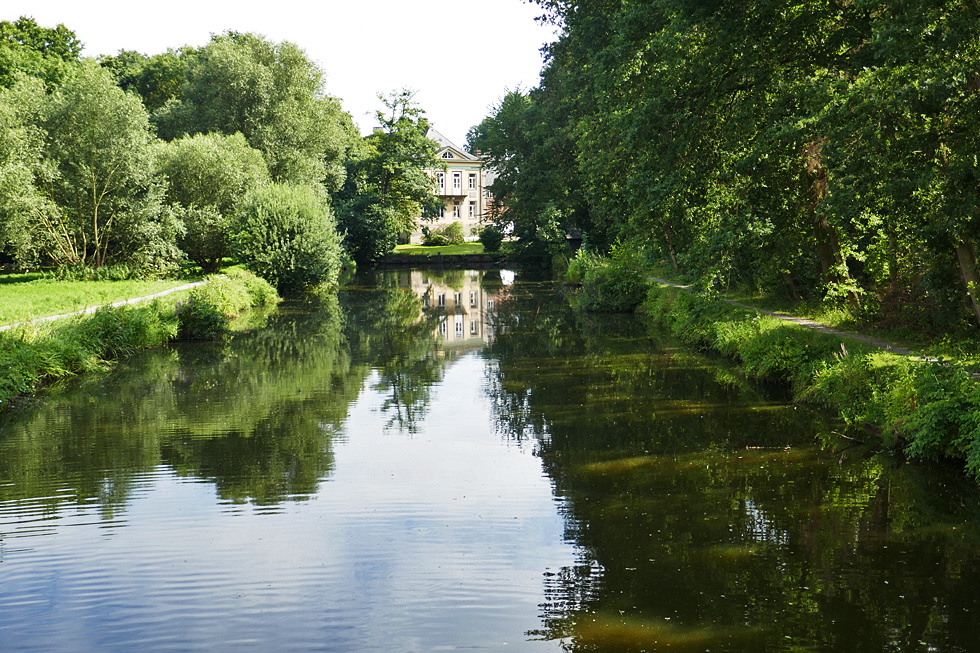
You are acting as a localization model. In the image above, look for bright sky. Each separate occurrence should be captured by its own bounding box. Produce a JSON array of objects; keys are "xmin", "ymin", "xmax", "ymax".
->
[{"xmin": 7, "ymin": 0, "xmax": 556, "ymax": 148}]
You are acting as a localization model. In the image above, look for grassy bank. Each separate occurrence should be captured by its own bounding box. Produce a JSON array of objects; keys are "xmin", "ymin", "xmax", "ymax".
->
[
  {"xmin": 0, "ymin": 269, "xmax": 278, "ymax": 412},
  {"xmin": 393, "ymin": 243, "xmax": 486, "ymax": 256},
  {"xmin": 0, "ymin": 274, "xmax": 201, "ymax": 327},
  {"xmin": 641, "ymin": 283, "xmax": 980, "ymax": 479}
]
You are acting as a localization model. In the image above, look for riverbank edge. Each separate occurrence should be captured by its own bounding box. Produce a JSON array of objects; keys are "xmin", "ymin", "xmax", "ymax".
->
[
  {"xmin": 375, "ymin": 253, "xmax": 519, "ymax": 268},
  {"xmin": 0, "ymin": 269, "xmax": 279, "ymax": 413},
  {"xmin": 641, "ymin": 282, "xmax": 980, "ymax": 479}
]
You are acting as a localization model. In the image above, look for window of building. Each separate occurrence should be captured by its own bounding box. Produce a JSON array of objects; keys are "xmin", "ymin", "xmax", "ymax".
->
[
  {"xmin": 422, "ymin": 295, "xmax": 429, "ymax": 308},
  {"xmin": 454, "ymin": 292, "xmax": 462, "ymax": 305},
  {"xmin": 438, "ymin": 205, "xmax": 445, "ymax": 218},
  {"xmin": 455, "ymin": 319, "xmax": 463, "ymax": 337},
  {"xmin": 442, "ymin": 151, "xmax": 454, "ymax": 159},
  {"xmin": 469, "ymin": 291, "xmax": 477, "ymax": 308},
  {"xmin": 452, "ymin": 172, "xmax": 461, "ymax": 190},
  {"xmin": 453, "ymin": 204, "xmax": 460, "ymax": 218},
  {"xmin": 468, "ymin": 173, "xmax": 476, "ymax": 189},
  {"xmin": 470, "ymin": 320, "xmax": 479, "ymax": 335},
  {"xmin": 436, "ymin": 172, "xmax": 445, "ymax": 190},
  {"xmin": 485, "ymin": 189, "xmax": 493, "ymax": 199},
  {"xmin": 469, "ymin": 202, "xmax": 476, "ymax": 218},
  {"xmin": 487, "ymin": 299, "xmax": 495, "ymax": 311},
  {"xmin": 439, "ymin": 317, "xmax": 448, "ymax": 337},
  {"xmin": 437, "ymin": 293, "xmax": 446, "ymax": 307}
]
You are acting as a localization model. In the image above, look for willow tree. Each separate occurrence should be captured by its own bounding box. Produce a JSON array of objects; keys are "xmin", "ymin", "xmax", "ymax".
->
[
  {"xmin": 154, "ymin": 32, "xmax": 356, "ymax": 190},
  {"xmin": 157, "ymin": 132, "xmax": 270, "ymax": 272},
  {"xmin": 41, "ymin": 60, "xmax": 178, "ymax": 269}
]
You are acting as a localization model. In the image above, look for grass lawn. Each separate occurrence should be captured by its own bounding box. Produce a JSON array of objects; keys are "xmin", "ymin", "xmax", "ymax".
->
[
  {"xmin": 393, "ymin": 243, "xmax": 486, "ymax": 256},
  {"xmin": 0, "ymin": 273, "xmax": 201, "ymax": 327}
]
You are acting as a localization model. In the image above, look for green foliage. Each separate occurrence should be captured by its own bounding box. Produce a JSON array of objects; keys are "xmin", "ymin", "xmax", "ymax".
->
[
  {"xmin": 175, "ymin": 297, "xmax": 228, "ymax": 340},
  {"xmin": 422, "ymin": 232, "xmax": 448, "ymax": 247},
  {"xmin": 478, "ymin": 224, "xmax": 504, "ymax": 253},
  {"xmin": 192, "ymin": 268, "xmax": 280, "ymax": 314},
  {"xmin": 0, "ymin": 74, "xmax": 50, "ymax": 267},
  {"xmin": 336, "ymin": 89, "xmax": 440, "ymax": 263},
  {"xmin": 0, "ymin": 302, "xmax": 177, "ymax": 411},
  {"xmin": 0, "ymin": 268, "xmax": 278, "ymax": 410},
  {"xmin": 154, "ymin": 32, "xmax": 355, "ymax": 189},
  {"xmin": 641, "ymin": 283, "xmax": 980, "ymax": 479},
  {"xmin": 99, "ymin": 48, "xmax": 188, "ymax": 112},
  {"xmin": 0, "ymin": 17, "xmax": 81, "ymax": 89},
  {"xmin": 41, "ymin": 60, "xmax": 182, "ymax": 270},
  {"xmin": 422, "ymin": 222, "xmax": 464, "ymax": 246},
  {"xmin": 470, "ymin": 0, "xmax": 980, "ymax": 327},
  {"xmin": 156, "ymin": 132, "xmax": 270, "ymax": 272},
  {"xmin": 337, "ymin": 199, "xmax": 400, "ymax": 264},
  {"xmin": 231, "ymin": 183, "xmax": 343, "ymax": 292},
  {"xmin": 569, "ymin": 246, "xmax": 649, "ymax": 313},
  {"xmin": 468, "ymin": 94, "xmax": 589, "ymax": 267},
  {"xmin": 157, "ymin": 132, "xmax": 270, "ymax": 216},
  {"xmin": 46, "ymin": 264, "xmax": 145, "ymax": 282}
]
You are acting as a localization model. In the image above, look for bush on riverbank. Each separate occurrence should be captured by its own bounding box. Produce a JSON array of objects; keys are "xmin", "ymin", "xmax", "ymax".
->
[
  {"xmin": 0, "ymin": 269, "xmax": 278, "ymax": 411},
  {"xmin": 231, "ymin": 184, "xmax": 343, "ymax": 292},
  {"xmin": 176, "ymin": 269, "xmax": 278, "ymax": 340},
  {"xmin": 641, "ymin": 284, "xmax": 980, "ymax": 479},
  {"xmin": 566, "ymin": 247, "xmax": 649, "ymax": 312}
]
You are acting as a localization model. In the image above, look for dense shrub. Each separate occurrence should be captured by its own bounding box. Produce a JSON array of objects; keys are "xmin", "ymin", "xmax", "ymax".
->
[
  {"xmin": 423, "ymin": 232, "xmax": 449, "ymax": 246},
  {"xmin": 46, "ymin": 264, "xmax": 146, "ymax": 281},
  {"xmin": 231, "ymin": 183, "xmax": 343, "ymax": 292},
  {"xmin": 175, "ymin": 297, "xmax": 228, "ymax": 340},
  {"xmin": 422, "ymin": 222, "xmax": 464, "ymax": 246},
  {"xmin": 176, "ymin": 269, "xmax": 279, "ymax": 340},
  {"xmin": 479, "ymin": 224, "xmax": 504, "ymax": 253},
  {"xmin": 569, "ymin": 248, "xmax": 649, "ymax": 312},
  {"xmin": 177, "ymin": 205, "xmax": 228, "ymax": 274}
]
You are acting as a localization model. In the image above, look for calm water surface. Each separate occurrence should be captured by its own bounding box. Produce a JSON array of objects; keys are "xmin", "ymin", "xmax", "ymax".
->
[{"xmin": 1, "ymin": 269, "xmax": 979, "ymax": 652}]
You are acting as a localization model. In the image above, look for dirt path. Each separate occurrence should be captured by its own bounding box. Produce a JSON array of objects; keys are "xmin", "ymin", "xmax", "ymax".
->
[
  {"xmin": 650, "ymin": 277, "xmax": 916, "ymax": 356},
  {"xmin": 0, "ymin": 282, "xmax": 205, "ymax": 333}
]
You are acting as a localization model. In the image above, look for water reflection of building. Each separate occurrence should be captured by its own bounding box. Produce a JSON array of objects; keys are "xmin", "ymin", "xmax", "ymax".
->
[{"xmin": 393, "ymin": 269, "xmax": 509, "ymax": 347}]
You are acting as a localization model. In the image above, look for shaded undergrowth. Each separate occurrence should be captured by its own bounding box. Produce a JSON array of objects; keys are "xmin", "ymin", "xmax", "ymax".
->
[{"xmin": 642, "ymin": 284, "xmax": 980, "ymax": 479}]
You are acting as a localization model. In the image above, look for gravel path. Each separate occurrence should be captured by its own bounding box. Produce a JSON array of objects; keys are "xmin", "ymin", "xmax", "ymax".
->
[{"xmin": 649, "ymin": 277, "xmax": 916, "ymax": 356}]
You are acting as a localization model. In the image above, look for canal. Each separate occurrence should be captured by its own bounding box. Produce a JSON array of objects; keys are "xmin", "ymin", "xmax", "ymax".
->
[{"xmin": 1, "ymin": 268, "xmax": 979, "ymax": 651}]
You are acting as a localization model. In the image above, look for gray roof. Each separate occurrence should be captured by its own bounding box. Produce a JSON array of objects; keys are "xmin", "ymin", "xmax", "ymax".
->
[{"xmin": 428, "ymin": 128, "xmax": 480, "ymax": 161}]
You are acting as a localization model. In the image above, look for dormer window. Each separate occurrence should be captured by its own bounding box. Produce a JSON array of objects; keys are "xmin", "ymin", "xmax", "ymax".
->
[{"xmin": 442, "ymin": 151, "xmax": 454, "ymax": 159}]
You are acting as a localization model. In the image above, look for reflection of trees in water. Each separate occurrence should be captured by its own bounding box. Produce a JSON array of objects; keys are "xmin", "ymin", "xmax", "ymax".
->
[
  {"xmin": 342, "ymin": 270, "xmax": 451, "ymax": 434},
  {"xmin": 0, "ymin": 291, "xmax": 367, "ymax": 510},
  {"xmin": 484, "ymin": 282, "xmax": 980, "ymax": 652}
]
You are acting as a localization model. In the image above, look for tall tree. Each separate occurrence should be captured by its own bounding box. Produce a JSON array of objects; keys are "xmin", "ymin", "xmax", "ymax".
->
[
  {"xmin": 99, "ymin": 48, "xmax": 189, "ymax": 112},
  {"xmin": 336, "ymin": 89, "xmax": 440, "ymax": 264},
  {"xmin": 0, "ymin": 17, "xmax": 82, "ymax": 89},
  {"xmin": 0, "ymin": 75, "xmax": 53, "ymax": 266},
  {"xmin": 40, "ymin": 60, "xmax": 180, "ymax": 269},
  {"xmin": 157, "ymin": 132, "xmax": 270, "ymax": 272},
  {"xmin": 154, "ymin": 32, "xmax": 356, "ymax": 189}
]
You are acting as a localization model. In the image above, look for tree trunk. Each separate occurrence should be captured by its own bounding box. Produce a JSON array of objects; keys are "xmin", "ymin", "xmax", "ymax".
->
[
  {"xmin": 955, "ymin": 239, "xmax": 980, "ymax": 327},
  {"xmin": 782, "ymin": 272, "xmax": 802, "ymax": 302},
  {"xmin": 805, "ymin": 138, "xmax": 859, "ymax": 308}
]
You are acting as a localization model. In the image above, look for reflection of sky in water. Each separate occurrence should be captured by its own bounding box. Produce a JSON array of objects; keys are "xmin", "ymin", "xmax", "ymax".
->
[{"xmin": 0, "ymin": 355, "xmax": 575, "ymax": 651}]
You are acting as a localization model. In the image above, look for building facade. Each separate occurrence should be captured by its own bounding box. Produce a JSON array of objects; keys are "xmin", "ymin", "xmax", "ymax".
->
[{"xmin": 406, "ymin": 130, "xmax": 490, "ymax": 245}]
